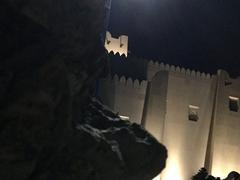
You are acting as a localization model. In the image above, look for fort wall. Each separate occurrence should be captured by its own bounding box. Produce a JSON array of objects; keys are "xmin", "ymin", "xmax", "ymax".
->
[
  {"xmin": 210, "ymin": 70, "xmax": 240, "ymax": 178},
  {"xmin": 99, "ymin": 74, "xmax": 147, "ymax": 124},
  {"xmin": 99, "ymin": 56, "xmax": 240, "ymax": 180},
  {"xmin": 143, "ymin": 71, "xmax": 169, "ymax": 143},
  {"xmin": 147, "ymin": 60, "xmax": 212, "ymax": 81},
  {"xmin": 160, "ymin": 70, "xmax": 216, "ymax": 180}
]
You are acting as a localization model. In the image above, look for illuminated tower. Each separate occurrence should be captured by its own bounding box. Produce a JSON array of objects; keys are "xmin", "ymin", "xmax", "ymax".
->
[{"xmin": 105, "ymin": 31, "xmax": 128, "ymax": 57}]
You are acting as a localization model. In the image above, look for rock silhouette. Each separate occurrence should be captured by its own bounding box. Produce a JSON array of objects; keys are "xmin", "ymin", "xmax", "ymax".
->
[
  {"xmin": 0, "ymin": 0, "xmax": 167, "ymax": 180},
  {"xmin": 193, "ymin": 168, "xmax": 240, "ymax": 180}
]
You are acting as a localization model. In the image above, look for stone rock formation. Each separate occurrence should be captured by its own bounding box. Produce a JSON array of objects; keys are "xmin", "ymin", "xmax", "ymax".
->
[
  {"xmin": 224, "ymin": 172, "xmax": 240, "ymax": 180},
  {"xmin": 192, "ymin": 168, "xmax": 240, "ymax": 180},
  {"xmin": 0, "ymin": 1, "xmax": 167, "ymax": 180}
]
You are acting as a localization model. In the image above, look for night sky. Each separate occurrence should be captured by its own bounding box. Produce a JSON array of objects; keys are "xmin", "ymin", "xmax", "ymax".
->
[{"xmin": 109, "ymin": 0, "xmax": 240, "ymax": 77}]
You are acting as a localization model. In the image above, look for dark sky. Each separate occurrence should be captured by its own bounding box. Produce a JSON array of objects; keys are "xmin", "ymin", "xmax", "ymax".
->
[{"xmin": 109, "ymin": 0, "xmax": 240, "ymax": 77}]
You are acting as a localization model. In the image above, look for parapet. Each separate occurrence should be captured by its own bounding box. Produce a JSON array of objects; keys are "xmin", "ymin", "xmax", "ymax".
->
[
  {"xmin": 103, "ymin": 74, "xmax": 147, "ymax": 89},
  {"xmin": 147, "ymin": 60, "xmax": 213, "ymax": 80},
  {"xmin": 105, "ymin": 31, "xmax": 128, "ymax": 57}
]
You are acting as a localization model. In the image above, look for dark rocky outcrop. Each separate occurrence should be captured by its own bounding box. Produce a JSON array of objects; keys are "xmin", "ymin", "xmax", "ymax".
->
[
  {"xmin": 192, "ymin": 168, "xmax": 240, "ymax": 180},
  {"xmin": 0, "ymin": 1, "xmax": 167, "ymax": 180}
]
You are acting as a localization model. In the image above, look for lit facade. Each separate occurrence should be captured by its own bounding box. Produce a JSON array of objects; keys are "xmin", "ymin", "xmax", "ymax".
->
[{"xmin": 101, "ymin": 33, "xmax": 240, "ymax": 180}]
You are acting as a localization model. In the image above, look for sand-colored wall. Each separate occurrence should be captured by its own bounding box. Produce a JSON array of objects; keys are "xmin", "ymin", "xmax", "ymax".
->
[
  {"xmin": 160, "ymin": 71, "xmax": 215, "ymax": 180},
  {"xmin": 99, "ymin": 75, "xmax": 147, "ymax": 124},
  {"xmin": 104, "ymin": 31, "xmax": 128, "ymax": 57},
  {"xmin": 100, "ymin": 59, "xmax": 240, "ymax": 180},
  {"xmin": 143, "ymin": 71, "xmax": 168, "ymax": 142},
  {"xmin": 210, "ymin": 71, "xmax": 240, "ymax": 179}
]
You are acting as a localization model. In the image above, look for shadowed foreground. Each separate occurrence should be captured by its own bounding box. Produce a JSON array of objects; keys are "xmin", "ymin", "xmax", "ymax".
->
[
  {"xmin": 193, "ymin": 168, "xmax": 240, "ymax": 180},
  {"xmin": 0, "ymin": 1, "xmax": 167, "ymax": 180}
]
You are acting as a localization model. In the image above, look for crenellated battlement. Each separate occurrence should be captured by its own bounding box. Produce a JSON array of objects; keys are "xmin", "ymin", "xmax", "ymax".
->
[
  {"xmin": 147, "ymin": 60, "xmax": 213, "ymax": 80},
  {"xmin": 105, "ymin": 31, "xmax": 128, "ymax": 57},
  {"xmin": 108, "ymin": 51, "xmax": 127, "ymax": 58},
  {"xmin": 104, "ymin": 74, "xmax": 147, "ymax": 89}
]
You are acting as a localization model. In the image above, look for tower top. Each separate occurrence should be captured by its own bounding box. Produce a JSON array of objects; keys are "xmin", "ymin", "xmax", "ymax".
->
[{"xmin": 105, "ymin": 31, "xmax": 128, "ymax": 57}]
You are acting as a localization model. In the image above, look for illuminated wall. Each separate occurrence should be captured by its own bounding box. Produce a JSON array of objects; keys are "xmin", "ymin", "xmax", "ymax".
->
[
  {"xmin": 104, "ymin": 31, "xmax": 128, "ymax": 57},
  {"xmin": 209, "ymin": 71, "xmax": 240, "ymax": 179},
  {"xmin": 99, "ymin": 75, "xmax": 147, "ymax": 124},
  {"xmin": 99, "ymin": 58, "xmax": 240, "ymax": 180},
  {"xmin": 143, "ymin": 71, "xmax": 168, "ymax": 143},
  {"xmin": 160, "ymin": 70, "xmax": 215, "ymax": 180}
]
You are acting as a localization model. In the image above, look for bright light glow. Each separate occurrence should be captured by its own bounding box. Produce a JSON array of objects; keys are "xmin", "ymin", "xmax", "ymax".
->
[
  {"xmin": 152, "ymin": 174, "xmax": 160, "ymax": 180},
  {"xmin": 189, "ymin": 105, "xmax": 200, "ymax": 109},
  {"xmin": 212, "ymin": 168, "xmax": 226, "ymax": 179},
  {"xmin": 162, "ymin": 152, "xmax": 184, "ymax": 180},
  {"xmin": 119, "ymin": 115, "xmax": 130, "ymax": 120},
  {"xmin": 229, "ymin": 96, "xmax": 239, "ymax": 101},
  {"xmin": 212, "ymin": 160, "xmax": 238, "ymax": 179}
]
